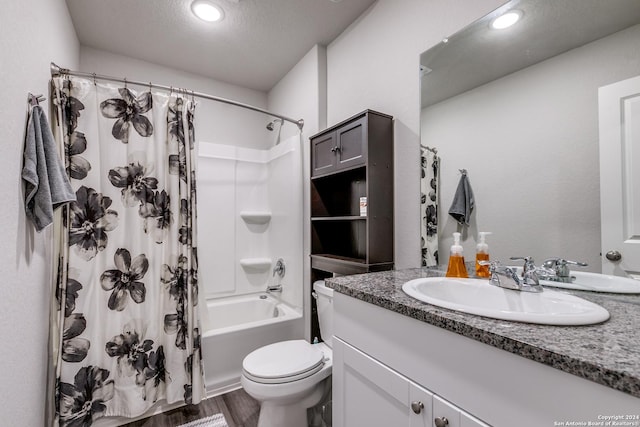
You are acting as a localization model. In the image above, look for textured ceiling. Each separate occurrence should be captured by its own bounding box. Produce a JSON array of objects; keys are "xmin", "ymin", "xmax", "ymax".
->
[
  {"xmin": 420, "ymin": 0, "xmax": 640, "ymax": 107},
  {"xmin": 66, "ymin": 0, "xmax": 376, "ymax": 92}
]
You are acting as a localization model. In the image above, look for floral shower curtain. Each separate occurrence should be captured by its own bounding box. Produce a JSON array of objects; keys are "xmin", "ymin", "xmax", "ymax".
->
[
  {"xmin": 421, "ymin": 145, "xmax": 439, "ymax": 267},
  {"xmin": 50, "ymin": 76, "xmax": 204, "ymax": 426}
]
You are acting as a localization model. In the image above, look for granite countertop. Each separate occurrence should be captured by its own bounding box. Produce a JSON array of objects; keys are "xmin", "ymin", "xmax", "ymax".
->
[{"xmin": 325, "ymin": 268, "xmax": 640, "ymax": 398}]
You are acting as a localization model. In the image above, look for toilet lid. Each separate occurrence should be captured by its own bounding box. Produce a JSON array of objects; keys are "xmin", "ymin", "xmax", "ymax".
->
[{"xmin": 243, "ymin": 340, "xmax": 324, "ymax": 383}]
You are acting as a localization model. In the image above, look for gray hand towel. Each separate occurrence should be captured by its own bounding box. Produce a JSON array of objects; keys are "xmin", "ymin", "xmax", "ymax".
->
[
  {"xmin": 448, "ymin": 170, "xmax": 474, "ymax": 226},
  {"xmin": 22, "ymin": 105, "xmax": 76, "ymax": 231}
]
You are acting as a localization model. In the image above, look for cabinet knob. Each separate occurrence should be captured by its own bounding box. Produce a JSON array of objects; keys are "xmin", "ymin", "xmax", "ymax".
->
[
  {"xmin": 410, "ymin": 401, "xmax": 424, "ymax": 414},
  {"xmin": 434, "ymin": 416, "xmax": 449, "ymax": 427},
  {"xmin": 330, "ymin": 146, "xmax": 341, "ymax": 153},
  {"xmin": 606, "ymin": 250, "xmax": 622, "ymax": 261}
]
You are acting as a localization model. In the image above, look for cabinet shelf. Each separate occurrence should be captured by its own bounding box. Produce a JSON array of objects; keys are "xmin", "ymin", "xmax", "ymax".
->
[
  {"xmin": 311, "ymin": 165, "xmax": 365, "ymax": 182},
  {"xmin": 312, "ymin": 216, "xmax": 366, "ymax": 221},
  {"xmin": 311, "ymin": 254, "xmax": 394, "ymax": 275},
  {"xmin": 239, "ymin": 258, "xmax": 272, "ymax": 271},
  {"xmin": 240, "ymin": 211, "xmax": 272, "ymax": 224}
]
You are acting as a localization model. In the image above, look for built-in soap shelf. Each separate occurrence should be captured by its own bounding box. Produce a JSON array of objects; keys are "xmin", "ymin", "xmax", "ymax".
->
[
  {"xmin": 239, "ymin": 257, "xmax": 272, "ymax": 271},
  {"xmin": 240, "ymin": 211, "xmax": 272, "ymax": 224}
]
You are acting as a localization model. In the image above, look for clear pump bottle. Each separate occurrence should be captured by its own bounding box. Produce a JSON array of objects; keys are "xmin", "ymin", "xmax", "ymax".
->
[
  {"xmin": 445, "ymin": 232, "xmax": 468, "ymax": 278},
  {"xmin": 475, "ymin": 232, "xmax": 492, "ymax": 278}
]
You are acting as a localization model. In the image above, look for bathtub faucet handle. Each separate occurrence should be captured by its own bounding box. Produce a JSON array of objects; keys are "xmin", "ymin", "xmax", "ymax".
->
[{"xmin": 273, "ymin": 258, "xmax": 286, "ymax": 278}]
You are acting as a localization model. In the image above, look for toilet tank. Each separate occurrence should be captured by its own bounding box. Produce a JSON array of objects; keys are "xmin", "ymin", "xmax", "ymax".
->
[{"xmin": 313, "ymin": 280, "xmax": 334, "ymax": 348}]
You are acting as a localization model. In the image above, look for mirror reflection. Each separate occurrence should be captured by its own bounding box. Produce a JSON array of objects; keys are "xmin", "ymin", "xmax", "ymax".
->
[{"xmin": 419, "ymin": 0, "xmax": 640, "ymax": 277}]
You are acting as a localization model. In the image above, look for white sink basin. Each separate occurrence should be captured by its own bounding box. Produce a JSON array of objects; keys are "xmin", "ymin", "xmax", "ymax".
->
[
  {"xmin": 402, "ymin": 278, "xmax": 609, "ymax": 326},
  {"xmin": 511, "ymin": 268, "xmax": 640, "ymax": 294}
]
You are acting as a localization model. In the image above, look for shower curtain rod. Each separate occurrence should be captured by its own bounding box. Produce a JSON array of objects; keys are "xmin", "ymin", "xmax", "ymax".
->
[{"xmin": 50, "ymin": 62, "xmax": 304, "ymax": 130}]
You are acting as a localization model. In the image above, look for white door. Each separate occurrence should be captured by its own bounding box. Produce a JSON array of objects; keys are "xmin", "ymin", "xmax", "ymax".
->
[{"xmin": 598, "ymin": 75, "xmax": 640, "ymax": 277}]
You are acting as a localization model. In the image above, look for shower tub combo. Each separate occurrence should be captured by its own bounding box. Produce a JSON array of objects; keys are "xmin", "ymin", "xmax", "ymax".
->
[
  {"xmin": 201, "ymin": 292, "xmax": 302, "ymax": 395},
  {"xmin": 197, "ymin": 137, "xmax": 304, "ymax": 396}
]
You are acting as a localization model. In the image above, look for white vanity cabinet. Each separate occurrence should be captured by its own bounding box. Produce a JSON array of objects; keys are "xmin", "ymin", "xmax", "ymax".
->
[
  {"xmin": 333, "ymin": 337, "xmax": 490, "ymax": 427},
  {"xmin": 432, "ymin": 395, "xmax": 489, "ymax": 427},
  {"xmin": 331, "ymin": 291, "xmax": 640, "ymax": 427}
]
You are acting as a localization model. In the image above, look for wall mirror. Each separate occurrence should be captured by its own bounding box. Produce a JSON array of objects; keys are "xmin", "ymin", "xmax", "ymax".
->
[{"xmin": 419, "ymin": 0, "xmax": 640, "ymax": 277}]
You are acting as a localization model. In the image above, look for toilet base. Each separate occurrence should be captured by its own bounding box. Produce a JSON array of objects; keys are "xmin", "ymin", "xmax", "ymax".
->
[{"xmin": 255, "ymin": 377, "xmax": 328, "ymax": 427}]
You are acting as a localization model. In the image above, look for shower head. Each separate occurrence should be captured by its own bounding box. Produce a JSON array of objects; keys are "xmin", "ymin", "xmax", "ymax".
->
[{"xmin": 266, "ymin": 118, "xmax": 283, "ymax": 131}]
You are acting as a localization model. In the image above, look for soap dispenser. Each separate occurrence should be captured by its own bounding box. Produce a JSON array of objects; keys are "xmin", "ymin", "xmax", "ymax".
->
[
  {"xmin": 475, "ymin": 232, "xmax": 492, "ymax": 278},
  {"xmin": 445, "ymin": 232, "xmax": 468, "ymax": 278}
]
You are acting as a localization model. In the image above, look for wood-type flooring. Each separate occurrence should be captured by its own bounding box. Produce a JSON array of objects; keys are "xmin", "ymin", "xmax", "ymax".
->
[{"xmin": 122, "ymin": 388, "xmax": 259, "ymax": 427}]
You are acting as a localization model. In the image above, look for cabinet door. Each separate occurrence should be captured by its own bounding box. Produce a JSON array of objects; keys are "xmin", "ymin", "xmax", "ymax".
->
[
  {"xmin": 433, "ymin": 395, "xmax": 461, "ymax": 427},
  {"xmin": 333, "ymin": 338, "xmax": 412, "ymax": 427},
  {"xmin": 461, "ymin": 411, "xmax": 491, "ymax": 427},
  {"xmin": 410, "ymin": 382, "xmax": 434, "ymax": 427},
  {"xmin": 433, "ymin": 395, "xmax": 492, "ymax": 427},
  {"xmin": 311, "ymin": 132, "xmax": 337, "ymax": 177},
  {"xmin": 336, "ymin": 116, "xmax": 367, "ymax": 171}
]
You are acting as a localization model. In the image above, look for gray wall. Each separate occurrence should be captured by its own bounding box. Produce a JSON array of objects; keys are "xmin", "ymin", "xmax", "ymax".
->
[
  {"xmin": 80, "ymin": 46, "xmax": 270, "ymax": 150},
  {"xmin": 326, "ymin": 0, "xmax": 505, "ymax": 269},
  {"xmin": 0, "ymin": 1, "xmax": 79, "ymax": 425}
]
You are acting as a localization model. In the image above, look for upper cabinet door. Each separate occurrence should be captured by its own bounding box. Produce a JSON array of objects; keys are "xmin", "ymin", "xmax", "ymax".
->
[
  {"xmin": 311, "ymin": 131, "xmax": 338, "ymax": 177},
  {"xmin": 336, "ymin": 116, "xmax": 367, "ymax": 171}
]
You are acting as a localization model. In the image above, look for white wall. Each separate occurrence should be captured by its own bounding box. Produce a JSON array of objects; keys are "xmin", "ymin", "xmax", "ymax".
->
[
  {"xmin": 197, "ymin": 139, "xmax": 304, "ymax": 309},
  {"xmin": 0, "ymin": 1, "xmax": 79, "ymax": 425},
  {"xmin": 80, "ymin": 46, "xmax": 270, "ymax": 150},
  {"xmin": 268, "ymin": 44, "xmax": 328, "ymax": 141},
  {"xmin": 326, "ymin": 0, "xmax": 505, "ymax": 269},
  {"xmin": 423, "ymin": 24, "xmax": 640, "ymax": 272},
  {"xmin": 267, "ymin": 136, "xmax": 305, "ymax": 310},
  {"xmin": 267, "ymin": 44, "xmax": 327, "ymax": 339}
]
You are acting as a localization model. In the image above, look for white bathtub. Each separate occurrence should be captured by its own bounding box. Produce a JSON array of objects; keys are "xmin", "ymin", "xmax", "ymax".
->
[{"xmin": 201, "ymin": 293, "xmax": 303, "ymax": 395}]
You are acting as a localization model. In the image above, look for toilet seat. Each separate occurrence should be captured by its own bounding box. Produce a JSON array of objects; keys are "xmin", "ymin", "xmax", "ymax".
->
[{"xmin": 243, "ymin": 340, "xmax": 325, "ymax": 384}]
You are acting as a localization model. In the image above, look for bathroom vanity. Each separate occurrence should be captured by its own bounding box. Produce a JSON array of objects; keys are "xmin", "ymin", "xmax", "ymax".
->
[{"xmin": 326, "ymin": 269, "xmax": 640, "ymax": 427}]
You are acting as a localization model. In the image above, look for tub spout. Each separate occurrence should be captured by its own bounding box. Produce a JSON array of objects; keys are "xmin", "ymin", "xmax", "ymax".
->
[{"xmin": 266, "ymin": 283, "xmax": 283, "ymax": 293}]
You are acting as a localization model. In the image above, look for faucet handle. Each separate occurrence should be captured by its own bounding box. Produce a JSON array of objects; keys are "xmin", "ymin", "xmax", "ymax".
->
[
  {"xmin": 542, "ymin": 257, "xmax": 587, "ymax": 277},
  {"xmin": 562, "ymin": 259, "xmax": 588, "ymax": 268},
  {"xmin": 542, "ymin": 257, "xmax": 587, "ymax": 268},
  {"xmin": 486, "ymin": 260, "xmax": 515, "ymax": 277},
  {"xmin": 542, "ymin": 257, "xmax": 560, "ymax": 269},
  {"xmin": 510, "ymin": 256, "xmax": 536, "ymax": 273},
  {"xmin": 273, "ymin": 258, "xmax": 286, "ymax": 278}
]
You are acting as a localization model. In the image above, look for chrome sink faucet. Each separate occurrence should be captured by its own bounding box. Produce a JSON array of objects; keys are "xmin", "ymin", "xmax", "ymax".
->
[
  {"xmin": 540, "ymin": 258, "xmax": 587, "ymax": 283},
  {"xmin": 484, "ymin": 257, "xmax": 544, "ymax": 293}
]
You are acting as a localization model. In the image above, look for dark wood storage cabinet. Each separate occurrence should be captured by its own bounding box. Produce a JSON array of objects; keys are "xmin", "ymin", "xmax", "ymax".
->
[{"xmin": 310, "ymin": 110, "xmax": 394, "ymax": 275}]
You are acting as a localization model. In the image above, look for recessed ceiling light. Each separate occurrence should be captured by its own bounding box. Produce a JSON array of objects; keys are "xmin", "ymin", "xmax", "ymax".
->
[
  {"xmin": 491, "ymin": 10, "xmax": 522, "ymax": 30},
  {"xmin": 191, "ymin": 0, "xmax": 224, "ymax": 22}
]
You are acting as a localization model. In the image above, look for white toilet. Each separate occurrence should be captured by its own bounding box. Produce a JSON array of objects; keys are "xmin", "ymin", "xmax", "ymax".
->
[{"xmin": 241, "ymin": 280, "xmax": 334, "ymax": 427}]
